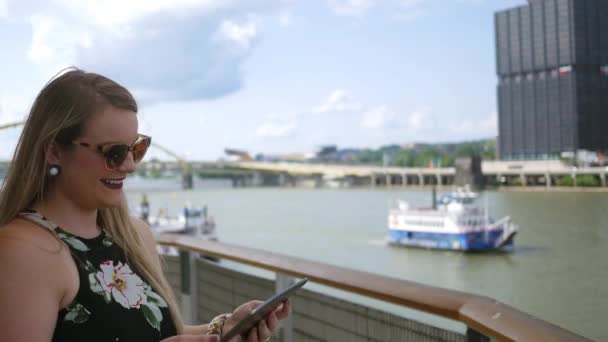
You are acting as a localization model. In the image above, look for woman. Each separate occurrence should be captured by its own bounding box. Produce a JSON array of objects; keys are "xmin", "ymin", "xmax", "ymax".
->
[{"xmin": 0, "ymin": 68, "xmax": 289, "ymax": 341}]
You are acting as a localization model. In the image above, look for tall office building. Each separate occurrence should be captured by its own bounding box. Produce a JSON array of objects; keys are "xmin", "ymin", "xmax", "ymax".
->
[{"xmin": 495, "ymin": 0, "xmax": 608, "ymax": 160}]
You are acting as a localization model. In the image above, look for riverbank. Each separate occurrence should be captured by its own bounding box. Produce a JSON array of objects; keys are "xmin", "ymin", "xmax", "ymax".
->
[{"xmin": 287, "ymin": 183, "xmax": 608, "ymax": 193}]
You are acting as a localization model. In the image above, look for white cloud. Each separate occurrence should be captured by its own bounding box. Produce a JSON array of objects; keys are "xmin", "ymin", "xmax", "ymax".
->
[
  {"xmin": 52, "ymin": 0, "xmax": 235, "ymax": 33},
  {"xmin": 0, "ymin": 95, "xmax": 29, "ymax": 124},
  {"xmin": 449, "ymin": 112, "xmax": 497, "ymax": 137},
  {"xmin": 406, "ymin": 107, "xmax": 429, "ymax": 130},
  {"xmin": 256, "ymin": 121, "xmax": 297, "ymax": 138},
  {"xmin": 313, "ymin": 89, "xmax": 362, "ymax": 113},
  {"xmin": 214, "ymin": 18, "xmax": 259, "ymax": 50},
  {"xmin": 327, "ymin": 0, "xmax": 376, "ymax": 17},
  {"xmin": 361, "ymin": 105, "xmax": 431, "ymax": 131},
  {"xmin": 0, "ymin": 0, "xmax": 7, "ymax": 18},
  {"xmin": 9, "ymin": 0, "xmax": 289, "ymax": 103},
  {"xmin": 361, "ymin": 106, "xmax": 394, "ymax": 129},
  {"xmin": 28, "ymin": 14, "xmax": 92, "ymax": 68}
]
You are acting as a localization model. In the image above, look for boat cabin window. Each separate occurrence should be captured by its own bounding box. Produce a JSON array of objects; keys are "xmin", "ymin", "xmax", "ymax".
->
[{"xmin": 405, "ymin": 220, "xmax": 444, "ymax": 227}]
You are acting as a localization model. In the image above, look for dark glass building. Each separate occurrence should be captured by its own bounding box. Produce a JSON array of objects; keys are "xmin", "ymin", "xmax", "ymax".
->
[{"xmin": 495, "ymin": 0, "xmax": 608, "ymax": 160}]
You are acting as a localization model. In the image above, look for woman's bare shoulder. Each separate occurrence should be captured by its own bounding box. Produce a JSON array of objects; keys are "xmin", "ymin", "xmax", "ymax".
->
[
  {"xmin": 0, "ymin": 219, "xmax": 67, "ymax": 341},
  {"xmin": 0, "ymin": 218, "xmax": 65, "ymax": 261},
  {"xmin": 0, "ymin": 218, "xmax": 70, "ymax": 291}
]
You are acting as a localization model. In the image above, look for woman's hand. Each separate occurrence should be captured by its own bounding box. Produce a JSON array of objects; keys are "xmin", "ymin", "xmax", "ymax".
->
[{"xmin": 223, "ymin": 299, "xmax": 291, "ymax": 342}]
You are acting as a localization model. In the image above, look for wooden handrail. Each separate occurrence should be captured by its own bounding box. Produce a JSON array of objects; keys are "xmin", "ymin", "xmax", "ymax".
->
[{"xmin": 157, "ymin": 234, "xmax": 590, "ymax": 342}]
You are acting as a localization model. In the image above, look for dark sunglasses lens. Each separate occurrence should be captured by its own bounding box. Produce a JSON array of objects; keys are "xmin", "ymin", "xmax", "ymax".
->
[
  {"xmin": 105, "ymin": 145, "xmax": 130, "ymax": 169},
  {"xmin": 132, "ymin": 138, "xmax": 150, "ymax": 163}
]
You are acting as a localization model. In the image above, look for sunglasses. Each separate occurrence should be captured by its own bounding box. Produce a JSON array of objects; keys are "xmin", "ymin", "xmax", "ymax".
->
[{"xmin": 72, "ymin": 134, "xmax": 152, "ymax": 170}]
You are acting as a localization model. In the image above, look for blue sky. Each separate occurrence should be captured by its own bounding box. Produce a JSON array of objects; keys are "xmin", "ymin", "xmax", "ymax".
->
[{"xmin": 0, "ymin": 0, "xmax": 524, "ymax": 161}]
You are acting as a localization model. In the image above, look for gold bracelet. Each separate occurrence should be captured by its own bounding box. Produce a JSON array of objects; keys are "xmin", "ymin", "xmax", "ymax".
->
[{"xmin": 207, "ymin": 313, "xmax": 231, "ymax": 336}]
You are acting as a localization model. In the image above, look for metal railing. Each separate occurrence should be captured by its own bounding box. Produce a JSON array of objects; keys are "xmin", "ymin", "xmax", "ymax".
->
[{"xmin": 157, "ymin": 234, "xmax": 590, "ymax": 342}]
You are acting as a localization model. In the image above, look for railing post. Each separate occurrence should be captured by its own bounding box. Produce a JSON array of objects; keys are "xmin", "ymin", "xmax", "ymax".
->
[
  {"xmin": 466, "ymin": 327, "xmax": 491, "ymax": 342},
  {"xmin": 179, "ymin": 250, "xmax": 198, "ymax": 324},
  {"xmin": 275, "ymin": 273, "xmax": 295, "ymax": 342}
]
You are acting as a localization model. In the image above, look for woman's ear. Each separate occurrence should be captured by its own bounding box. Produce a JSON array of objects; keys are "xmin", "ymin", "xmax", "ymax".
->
[{"xmin": 45, "ymin": 141, "xmax": 62, "ymax": 166}]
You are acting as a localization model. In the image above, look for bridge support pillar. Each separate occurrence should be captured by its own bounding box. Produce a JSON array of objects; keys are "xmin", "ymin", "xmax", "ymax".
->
[
  {"xmin": 314, "ymin": 174, "xmax": 324, "ymax": 188},
  {"xmin": 572, "ymin": 171, "xmax": 577, "ymax": 187},
  {"xmin": 385, "ymin": 174, "xmax": 391, "ymax": 188},
  {"xmin": 436, "ymin": 174, "xmax": 442, "ymax": 186},
  {"xmin": 182, "ymin": 171, "xmax": 193, "ymax": 190},
  {"xmin": 402, "ymin": 174, "xmax": 408, "ymax": 187},
  {"xmin": 601, "ymin": 173, "xmax": 606, "ymax": 187},
  {"xmin": 252, "ymin": 172, "xmax": 262, "ymax": 187},
  {"xmin": 418, "ymin": 173, "xmax": 424, "ymax": 187},
  {"xmin": 519, "ymin": 173, "xmax": 527, "ymax": 187},
  {"xmin": 545, "ymin": 173, "xmax": 551, "ymax": 188},
  {"xmin": 370, "ymin": 174, "xmax": 376, "ymax": 188},
  {"xmin": 278, "ymin": 173, "xmax": 286, "ymax": 187}
]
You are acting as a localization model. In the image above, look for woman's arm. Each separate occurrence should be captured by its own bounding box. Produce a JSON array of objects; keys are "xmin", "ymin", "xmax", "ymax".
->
[{"xmin": 0, "ymin": 221, "xmax": 69, "ymax": 341}]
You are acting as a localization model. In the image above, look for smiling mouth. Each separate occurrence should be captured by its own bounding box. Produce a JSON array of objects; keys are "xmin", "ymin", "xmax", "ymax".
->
[{"xmin": 101, "ymin": 178, "xmax": 125, "ymax": 189}]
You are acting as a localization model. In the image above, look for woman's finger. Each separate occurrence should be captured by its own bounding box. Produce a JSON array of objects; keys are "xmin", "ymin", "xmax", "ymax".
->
[
  {"xmin": 266, "ymin": 311, "xmax": 279, "ymax": 333},
  {"xmin": 276, "ymin": 300, "xmax": 291, "ymax": 319},
  {"xmin": 247, "ymin": 327, "xmax": 258, "ymax": 342},
  {"xmin": 257, "ymin": 317, "xmax": 272, "ymax": 341}
]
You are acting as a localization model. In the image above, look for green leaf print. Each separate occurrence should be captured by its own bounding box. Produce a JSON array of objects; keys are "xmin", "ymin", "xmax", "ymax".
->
[
  {"xmin": 142, "ymin": 303, "xmax": 162, "ymax": 331},
  {"xmin": 57, "ymin": 233, "xmax": 90, "ymax": 252},
  {"xmin": 146, "ymin": 290, "xmax": 168, "ymax": 308},
  {"xmin": 88, "ymin": 273, "xmax": 110, "ymax": 303},
  {"xmin": 64, "ymin": 302, "xmax": 91, "ymax": 324},
  {"xmin": 85, "ymin": 260, "xmax": 96, "ymax": 272},
  {"xmin": 102, "ymin": 235, "xmax": 113, "ymax": 247}
]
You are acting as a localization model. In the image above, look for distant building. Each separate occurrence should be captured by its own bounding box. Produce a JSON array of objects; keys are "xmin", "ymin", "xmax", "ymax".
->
[
  {"xmin": 224, "ymin": 148, "xmax": 253, "ymax": 161},
  {"xmin": 495, "ymin": 0, "xmax": 608, "ymax": 160},
  {"xmin": 315, "ymin": 145, "xmax": 338, "ymax": 161}
]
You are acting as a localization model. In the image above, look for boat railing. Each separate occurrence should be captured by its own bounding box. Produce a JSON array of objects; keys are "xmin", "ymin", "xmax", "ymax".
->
[
  {"xmin": 489, "ymin": 216, "xmax": 512, "ymax": 229},
  {"xmin": 156, "ymin": 234, "xmax": 589, "ymax": 342}
]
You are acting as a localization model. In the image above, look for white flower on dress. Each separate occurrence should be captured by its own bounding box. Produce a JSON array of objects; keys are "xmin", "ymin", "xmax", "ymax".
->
[{"xmin": 96, "ymin": 261, "xmax": 147, "ymax": 309}]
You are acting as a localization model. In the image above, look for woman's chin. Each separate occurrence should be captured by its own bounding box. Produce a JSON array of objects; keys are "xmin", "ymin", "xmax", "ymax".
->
[{"xmin": 97, "ymin": 194, "xmax": 124, "ymax": 209}]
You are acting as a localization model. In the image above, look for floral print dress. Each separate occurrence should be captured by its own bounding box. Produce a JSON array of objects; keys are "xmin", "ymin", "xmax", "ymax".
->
[{"xmin": 19, "ymin": 209, "xmax": 177, "ymax": 342}]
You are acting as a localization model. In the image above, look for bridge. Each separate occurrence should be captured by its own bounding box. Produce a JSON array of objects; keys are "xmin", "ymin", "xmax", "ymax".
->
[
  {"xmin": 129, "ymin": 159, "xmax": 608, "ymax": 189},
  {"xmin": 227, "ymin": 159, "xmax": 608, "ymax": 188},
  {"xmin": 3, "ymin": 120, "xmax": 607, "ymax": 189}
]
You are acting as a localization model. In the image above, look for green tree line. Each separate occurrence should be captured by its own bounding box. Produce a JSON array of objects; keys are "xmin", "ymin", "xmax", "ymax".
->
[{"xmin": 351, "ymin": 139, "xmax": 496, "ymax": 167}]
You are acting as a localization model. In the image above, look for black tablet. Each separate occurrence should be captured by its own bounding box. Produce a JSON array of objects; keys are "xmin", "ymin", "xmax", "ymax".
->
[{"xmin": 220, "ymin": 278, "xmax": 308, "ymax": 342}]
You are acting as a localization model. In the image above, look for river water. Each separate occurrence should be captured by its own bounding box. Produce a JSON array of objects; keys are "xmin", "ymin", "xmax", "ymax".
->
[{"xmin": 124, "ymin": 177, "xmax": 607, "ymax": 341}]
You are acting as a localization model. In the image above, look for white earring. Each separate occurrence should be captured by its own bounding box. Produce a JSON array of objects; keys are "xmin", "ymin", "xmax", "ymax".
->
[{"xmin": 49, "ymin": 165, "xmax": 61, "ymax": 177}]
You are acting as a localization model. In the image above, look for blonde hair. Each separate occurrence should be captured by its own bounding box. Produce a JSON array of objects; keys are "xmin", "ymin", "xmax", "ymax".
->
[{"xmin": 0, "ymin": 67, "xmax": 184, "ymax": 333}]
